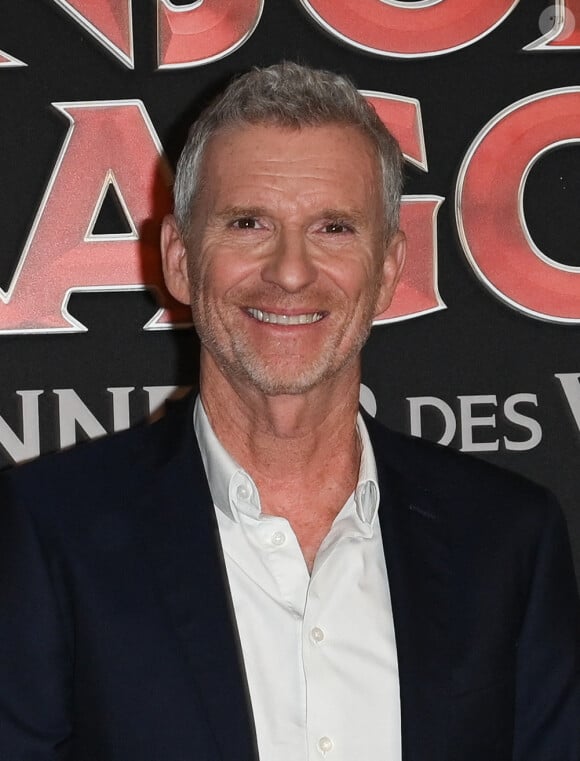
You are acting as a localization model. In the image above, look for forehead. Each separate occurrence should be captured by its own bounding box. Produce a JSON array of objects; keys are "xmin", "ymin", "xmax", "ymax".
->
[{"xmin": 198, "ymin": 122, "xmax": 381, "ymax": 210}]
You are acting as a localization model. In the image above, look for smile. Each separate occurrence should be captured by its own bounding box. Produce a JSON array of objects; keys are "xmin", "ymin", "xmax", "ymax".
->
[{"xmin": 246, "ymin": 308, "xmax": 325, "ymax": 325}]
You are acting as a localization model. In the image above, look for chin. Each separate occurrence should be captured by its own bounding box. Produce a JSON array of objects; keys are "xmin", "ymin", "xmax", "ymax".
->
[
  {"xmin": 237, "ymin": 367, "xmax": 324, "ymax": 396},
  {"xmin": 235, "ymin": 355, "xmax": 355, "ymax": 397}
]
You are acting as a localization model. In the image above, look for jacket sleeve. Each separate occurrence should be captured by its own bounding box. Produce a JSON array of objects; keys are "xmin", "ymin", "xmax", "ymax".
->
[
  {"xmin": 513, "ymin": 496, "xmax": 580, "ymax": 761},
  {"xmin": 0, "ymin": 476, "xmax": 73, "ymax": 760}
]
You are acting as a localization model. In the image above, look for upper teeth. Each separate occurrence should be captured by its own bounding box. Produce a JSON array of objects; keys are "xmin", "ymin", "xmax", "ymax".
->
[{"xmin": 247, "ymin": 308, "xmax": 324, "ymax": 325}]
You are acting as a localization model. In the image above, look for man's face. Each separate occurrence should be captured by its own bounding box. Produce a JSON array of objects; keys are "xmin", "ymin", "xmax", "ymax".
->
[{"xmin": 162, "ymin": 123, "xmax": 405, "ymax": 396}]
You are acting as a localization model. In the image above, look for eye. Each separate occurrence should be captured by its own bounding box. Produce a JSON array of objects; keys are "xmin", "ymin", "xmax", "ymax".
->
[
  {"xmin": 322, "ymin": 221, "xmax": 353, "ymax": 234},
  {"xmin": 232, "ymin": 217, "xmax": 261, "ymax": 230}
]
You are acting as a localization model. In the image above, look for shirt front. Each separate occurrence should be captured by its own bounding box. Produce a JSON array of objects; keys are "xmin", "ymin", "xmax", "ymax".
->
[{"xmin": 194, "ymin": 398, "xmax": 401, "ymax": 761}]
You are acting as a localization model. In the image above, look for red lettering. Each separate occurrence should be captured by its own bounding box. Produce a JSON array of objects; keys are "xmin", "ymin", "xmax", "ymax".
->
[
  {"xmin": 525, "ymin": 0, "xmax": 580, "ymax": 50},
  {"xmin": 456, "ymin": 88, "xmax": 580, "ymax": 323},
  {"xmin": 157, "ymin": 0, "xmax": 263, "ymax": 69},
  {"xmin": 376, "ymin": 198, "xmax": 445, "ymax": 323},
  {"xmin": 364, "ymin": 93, "xmax": 445, "ymax": 323},
  {"xmin": 0, "ymin": 92, "xmax": 440, "ymax": 333},
  {"xmin": 51, "ymin": 0, "xmax": 133, "ymax": 68},
  {"xmin": 0, "ymin": 101, "xmax": 189, "ymax": 334},
  {"xmin": 299, "ymin": 0, "xmax": 518, "ymax": 58},
  {"xmin": 364, "ymin": 93, "xmax": 428, "ymax": 170}
]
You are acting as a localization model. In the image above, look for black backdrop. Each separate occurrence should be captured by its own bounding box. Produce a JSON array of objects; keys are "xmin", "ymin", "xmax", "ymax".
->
[{"xmin": 1, "ymin": 0, "xmax": 579, "ymax": 586}]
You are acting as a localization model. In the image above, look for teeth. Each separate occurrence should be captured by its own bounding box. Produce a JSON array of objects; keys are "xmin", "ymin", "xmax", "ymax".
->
[{"xmin": 247, "ymin": 308, "xmax": 324, "ymax": 325}]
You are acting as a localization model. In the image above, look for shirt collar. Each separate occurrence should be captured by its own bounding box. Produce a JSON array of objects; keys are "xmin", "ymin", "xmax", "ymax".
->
[
  {"xmin": 354, "ymin": 414, "xmax": 380, "ymax": 525},
  {"xmin": 193, "ymin": 395, "xmax": 380, "ymax": 526}
]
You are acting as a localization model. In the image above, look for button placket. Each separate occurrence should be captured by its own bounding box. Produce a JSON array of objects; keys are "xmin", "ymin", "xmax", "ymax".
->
[{"xmin": 303, "ymin": 585, "xmax": 332, "ymax": 759}]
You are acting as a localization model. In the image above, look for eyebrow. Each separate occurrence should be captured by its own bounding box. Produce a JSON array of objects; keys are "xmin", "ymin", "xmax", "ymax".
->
[
  {"xmin": 318, "ymin": 208, "xmax": 368, "ymax": 226},
  {"xmin": 213, "ymin": 206, "xmax": 369, "ymax": 225},
  {"xmin": 213, "ymin": 206, "xmax": 267, "ymax": 222}
]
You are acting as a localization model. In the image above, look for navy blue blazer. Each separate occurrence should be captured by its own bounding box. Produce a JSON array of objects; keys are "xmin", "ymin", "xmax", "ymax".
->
[{"xmin": 0, "ymin": 393, "xmax": 579, "ymax": 760}]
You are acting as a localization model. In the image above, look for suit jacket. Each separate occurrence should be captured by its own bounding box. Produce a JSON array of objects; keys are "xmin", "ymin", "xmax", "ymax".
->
[{"xmin": 0, "ymin": 392, "xmax": 579, "ymax": 761}]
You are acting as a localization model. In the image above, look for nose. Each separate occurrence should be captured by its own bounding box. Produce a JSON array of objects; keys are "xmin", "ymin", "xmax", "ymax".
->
[{"xmin": 261, "ymin": 228, "xmax": 317, "ymax": 292}]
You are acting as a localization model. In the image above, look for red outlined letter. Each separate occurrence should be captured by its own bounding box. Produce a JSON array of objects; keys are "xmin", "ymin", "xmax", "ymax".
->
[
  {"xmin": 456, "ymin": 88, "xmax": 580, "ymax": 324},
  {"xmin": 525, "ymin": 0, "xmax": 580, "ymax": 51},
  {"xmin": 0, "ymin": 49, "xmax": 26, "ymax": 67},
  {"xmin": 365, "ymin": 92, "xmax": 445, "ymax": 324},
  {"xmin": 377, "ymin": 197, "xmax": 445, "ymax": 324},
  {"xmin": 298, "ymin": 0, "xmax": 518, "ymax": 58},
  {"xmin": 0, "ymin": 100, "xmax": 189, "ymax": 334},
  {"xmin": 51, "ymin": 0, "xmax": 134, "ymax": 68},
  {"xmin": 157, "ymin": 0, "xmax": 263, "ymax": 69}
]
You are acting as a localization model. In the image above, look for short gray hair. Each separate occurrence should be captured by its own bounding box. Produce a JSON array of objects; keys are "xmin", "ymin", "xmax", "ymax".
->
[{"xmin": 173, "ymin": 62, "xmax": 403, "ymax": 238}]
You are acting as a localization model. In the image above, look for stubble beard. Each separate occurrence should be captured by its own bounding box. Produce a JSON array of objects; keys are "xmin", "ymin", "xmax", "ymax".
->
[{"xmin": 192, "ymin": 291, "xmax": 377, "ymax": 397}]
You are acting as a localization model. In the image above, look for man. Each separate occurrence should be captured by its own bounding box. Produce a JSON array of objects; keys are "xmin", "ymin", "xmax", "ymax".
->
[{"xmin": 0, "ymin": 63, "xmax": 578, "ymax": 761}]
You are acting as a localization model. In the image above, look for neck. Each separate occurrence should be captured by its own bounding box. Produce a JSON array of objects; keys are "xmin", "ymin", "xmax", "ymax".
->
[
  {"xmin": 199, "ymin": 352, "xmax": 364, "ymax": 569},
  {"xmin": 199, "ymin": 351, "xmax": 362, "ymax": 481}
]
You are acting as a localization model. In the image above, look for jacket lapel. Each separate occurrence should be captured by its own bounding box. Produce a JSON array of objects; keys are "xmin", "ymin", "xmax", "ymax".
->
[
  {"xmin": 140, "ymin": 394, "xmax": 259, "ymax": 761},
  {"xmin": 366, "ymin": 415, "xmax": 452, "ymax": 761}
]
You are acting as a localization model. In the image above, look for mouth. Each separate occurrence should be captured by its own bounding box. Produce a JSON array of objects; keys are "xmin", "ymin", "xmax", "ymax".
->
[{"xmin": 245, "ymin": 308, "xmax": 326, "ymax": 326}]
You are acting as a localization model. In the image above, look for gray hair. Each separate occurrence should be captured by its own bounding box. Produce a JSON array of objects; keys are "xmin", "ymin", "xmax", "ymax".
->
[{"xmin": 173, "ymin": 62, "xmax": 403, "ymax": 238}]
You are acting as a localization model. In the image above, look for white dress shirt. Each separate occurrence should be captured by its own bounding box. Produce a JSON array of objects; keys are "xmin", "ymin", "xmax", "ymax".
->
[{"xmin": 194, "ymin": 398, "xmax": 401, "ymax": 761}]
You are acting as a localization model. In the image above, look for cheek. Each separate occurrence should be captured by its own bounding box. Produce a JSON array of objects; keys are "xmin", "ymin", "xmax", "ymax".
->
[
  {"xmin": 327, "ymin": 260, "xmax": 380, "ymax": 304},
  {"xmin": 192, "ymin": 258, "xmax": 255, "ymax": 313}
]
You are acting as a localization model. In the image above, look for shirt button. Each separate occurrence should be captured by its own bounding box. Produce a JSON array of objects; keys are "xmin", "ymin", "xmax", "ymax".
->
[
  {"xmin": 318, "ymin": 736, "xmax": 333, "ymax": 754},
  {"xmin": 236, "ymin": 483, "xmax": 251, "ymax": 501},
  {"xmin": 310, "ymin": 626, "xmax": 325, "ymax": 643},
  {"xmin": 271, "ymin": 531, "xmax": 286, "ymax": 546}
]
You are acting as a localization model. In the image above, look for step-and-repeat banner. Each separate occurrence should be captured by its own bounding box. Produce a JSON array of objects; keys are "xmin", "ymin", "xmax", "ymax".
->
[{"xmin": 1, "ymin": 0, "xmax": 580, "ymax": 584}]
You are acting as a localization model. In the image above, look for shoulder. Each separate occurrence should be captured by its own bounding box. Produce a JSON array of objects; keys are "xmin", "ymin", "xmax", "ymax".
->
[
  {"xmin": 0, "ymin": 392, "xmax": 196, "ymax": 524},
  {"xmin": 364, "ymin": 412, "xmax": 560, "ymax": 535},
  {"xmin": 365, "ymin": 416, "xmax": 578, "ymax": 606}
]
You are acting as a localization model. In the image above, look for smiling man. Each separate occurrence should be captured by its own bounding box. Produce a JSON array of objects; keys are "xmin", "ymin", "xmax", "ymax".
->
[
  {"xmin": 1, "ymin": 63, "xmax": 579, "ymax": 761},
  {"xmin": 161, "ymin": 114, "xmax": 405, "ymax": 576},
  {"xmin": 165, "ymin": 123, "xmax": 400, "ymax": 401}
]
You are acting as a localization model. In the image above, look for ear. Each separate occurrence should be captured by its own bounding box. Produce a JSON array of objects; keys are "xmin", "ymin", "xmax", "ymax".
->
[
  {"xmin": 160, "ymin": 214, "xmax": 191, "ymax": 306},
  {"xmin": 374, "ymin": 230, "xmax": 406, "ymax": 318}
]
